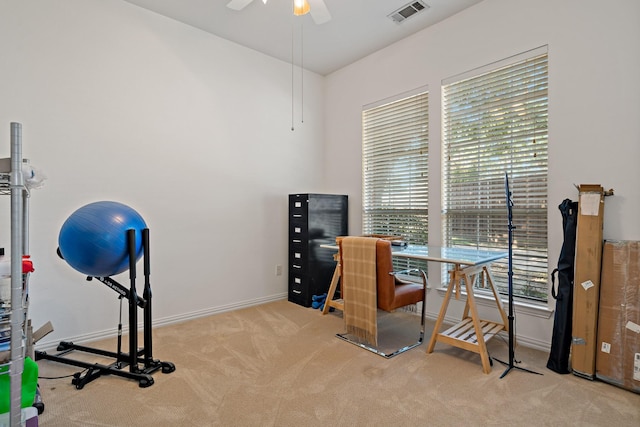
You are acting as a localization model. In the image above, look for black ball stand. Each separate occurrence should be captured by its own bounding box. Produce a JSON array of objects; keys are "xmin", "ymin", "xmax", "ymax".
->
[{"xmin": 35, "ymin": 228, "xmax": 176, "ymax": 388}]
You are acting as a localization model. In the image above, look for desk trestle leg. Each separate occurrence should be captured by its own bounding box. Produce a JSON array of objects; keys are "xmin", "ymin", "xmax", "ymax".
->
[
  {"xmin": 426, "ymin": 264, "xmax": 506, "ymax": 374},
  {"xmin": 322, "ymin": 252, "xmax": 344, "ymax": 314}
]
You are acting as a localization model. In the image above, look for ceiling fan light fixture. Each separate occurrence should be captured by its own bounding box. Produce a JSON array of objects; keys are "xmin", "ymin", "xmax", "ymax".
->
[{"xmin": 293, "ymin": 0, "xmax": 310, "ymax": 16}]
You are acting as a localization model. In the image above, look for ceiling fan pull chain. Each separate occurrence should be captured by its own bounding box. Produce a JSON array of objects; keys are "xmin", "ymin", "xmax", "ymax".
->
[
  {"xmin": 301, "ymin": 21, "xmax": 304, "ymax": 125},
  {"xmin": 291, "ymin": 18, "xmax": 295, "ymax": 131}
]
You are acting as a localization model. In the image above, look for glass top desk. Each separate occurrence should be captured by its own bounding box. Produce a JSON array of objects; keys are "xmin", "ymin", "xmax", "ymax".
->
[{"xmin": 320, "ymin": 243, "xmax": 508, "ymax": 374}]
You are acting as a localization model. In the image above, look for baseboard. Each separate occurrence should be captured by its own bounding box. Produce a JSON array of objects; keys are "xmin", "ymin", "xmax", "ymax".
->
[
  {"xmin": 35, "ymin": 291, "xmax": 551, "ymax": 355},
  {"xmin": 35, "ymin": 292, "xmax": 288, "ymax": 352}
]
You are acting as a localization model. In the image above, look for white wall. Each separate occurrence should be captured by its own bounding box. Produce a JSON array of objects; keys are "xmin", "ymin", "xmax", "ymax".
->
[
  {"xmin": 1, "ymin": 0, "xmax": 638, "ymax": 353},
  {"xmin": 0, "ymin": 0, "xmax": 325, "ymax": 346},
  {"xmin": 324, "ymin": 0, "xmax": 640, "ymax": 349}
]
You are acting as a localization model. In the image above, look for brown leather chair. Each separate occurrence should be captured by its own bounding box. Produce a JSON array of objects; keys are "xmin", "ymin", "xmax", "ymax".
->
[{"xmin": 336, "ymin": 236, "xmax": 427, "ymax": 358}]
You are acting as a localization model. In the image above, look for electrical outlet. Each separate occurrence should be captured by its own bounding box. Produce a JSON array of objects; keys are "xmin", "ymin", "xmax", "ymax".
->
[{"xmin": 275, "ymin": 264, "xmax": 283, "ymax": 276}]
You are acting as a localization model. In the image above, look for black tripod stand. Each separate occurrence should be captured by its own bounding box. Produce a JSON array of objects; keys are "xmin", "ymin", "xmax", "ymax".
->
[{"xmin": 493, "ymin": 172, "xmax": 542, "ymax": 379}]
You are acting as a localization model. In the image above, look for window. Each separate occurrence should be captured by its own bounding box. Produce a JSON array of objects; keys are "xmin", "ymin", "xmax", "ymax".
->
[
  {"xmin": 442, "ymin": 47, "xmax": 548, "ymax": 302},
  {"xmin": 362, "ymin": 88, "xmax": 428, "ymax": 272}
]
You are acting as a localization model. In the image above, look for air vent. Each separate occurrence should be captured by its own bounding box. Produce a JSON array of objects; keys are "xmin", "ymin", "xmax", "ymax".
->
[{"xmin": 388, "ymin": 1, "xmax": 429, "ymax": 24}]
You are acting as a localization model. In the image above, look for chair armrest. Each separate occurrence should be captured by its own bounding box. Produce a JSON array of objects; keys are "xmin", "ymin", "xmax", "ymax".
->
[
  {"xmin": 390, "ymin": 268, "xmax": 421, "ymax": 276},
  {"xmin": 391, "ymin": 268, "xmax": 428, "ymax": 288}
]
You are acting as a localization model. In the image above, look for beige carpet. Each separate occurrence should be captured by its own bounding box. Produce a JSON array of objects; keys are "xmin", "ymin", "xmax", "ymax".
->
[{"xmin": 35, "ymin": 300, "xmax": 640, "ymax": 426}]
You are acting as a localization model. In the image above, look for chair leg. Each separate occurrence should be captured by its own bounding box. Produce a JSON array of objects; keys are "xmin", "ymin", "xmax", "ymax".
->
[{"xmin": 337, "ymin": 270, "xmax": 427, "ymax": 359}]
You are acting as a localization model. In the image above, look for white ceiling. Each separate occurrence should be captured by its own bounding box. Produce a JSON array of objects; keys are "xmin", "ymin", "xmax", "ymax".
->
[{"xmin": 122, "ymin": 0, "xmax": 483, "ymax": 75}]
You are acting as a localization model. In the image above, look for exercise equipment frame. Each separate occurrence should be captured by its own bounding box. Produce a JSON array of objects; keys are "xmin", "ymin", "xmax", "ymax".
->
[{"xmin": 35, "ymin": 228, "xmax": 175, "ymax": 389}]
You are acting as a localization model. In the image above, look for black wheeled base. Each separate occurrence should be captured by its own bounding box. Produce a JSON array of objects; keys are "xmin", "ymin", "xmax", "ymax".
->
[
  {"xmin": 35, "ymin": 341, "xmax": 175, "ymax": 389},
  {"xmin": 36, "ymin": 228, "xmax": 175, "ymax": 389}
]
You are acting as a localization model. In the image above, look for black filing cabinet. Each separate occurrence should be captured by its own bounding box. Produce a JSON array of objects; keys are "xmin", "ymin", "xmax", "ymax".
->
[{"xmin": 288, "ymin": 193, "xmax": 348, "ymax": 307}]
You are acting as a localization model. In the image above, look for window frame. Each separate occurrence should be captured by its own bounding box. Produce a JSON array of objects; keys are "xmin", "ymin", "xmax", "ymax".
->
[
  {"xmin": 441, "ymin": 46, "xmax": 549, "ymax": 303},
  {"xmin": 362, "ymin": 87, "xmax": 429, "ymax": 273}
]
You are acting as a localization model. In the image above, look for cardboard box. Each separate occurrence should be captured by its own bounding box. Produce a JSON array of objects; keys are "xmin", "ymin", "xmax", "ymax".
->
[
  {"xmin": 596, "ymin": 240, "xmax": 640, "ymax": 393},
  {"xmin": 572, "ymin": 185, "xmax": 605, "ymax": 378}
]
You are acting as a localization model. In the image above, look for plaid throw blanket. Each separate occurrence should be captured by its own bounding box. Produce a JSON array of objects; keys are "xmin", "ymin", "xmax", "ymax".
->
[{"xmin": 342, "ymin": 236, "xmax": 378, "ymax": 346}]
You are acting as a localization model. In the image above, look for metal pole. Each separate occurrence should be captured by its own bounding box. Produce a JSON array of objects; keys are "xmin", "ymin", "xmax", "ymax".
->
[
  {"xmin": 142, "ymin": 228, "xmax": 153, "ymax": 365},
  {"xmin": 127, "ymin": 229, "xmax": 138, "ymax": 372},
  {"xmin": 9, "ymin": 122, "xmax": 25, "ymax": 426}
]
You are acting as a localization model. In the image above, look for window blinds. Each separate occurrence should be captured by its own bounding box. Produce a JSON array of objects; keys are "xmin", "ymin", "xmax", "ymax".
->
[
  {"xmin": 442, "ymin": 47, "xmax": 548, "ymax": 301},
  {"xmin": 362, "ymin": 90, "xmax": 429, "ymax": 271}
]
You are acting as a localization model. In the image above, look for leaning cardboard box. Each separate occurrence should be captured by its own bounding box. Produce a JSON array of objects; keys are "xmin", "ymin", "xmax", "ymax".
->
[{"xmin": 596, "ymin": 240, "xmax": 640, "ymax": 393}]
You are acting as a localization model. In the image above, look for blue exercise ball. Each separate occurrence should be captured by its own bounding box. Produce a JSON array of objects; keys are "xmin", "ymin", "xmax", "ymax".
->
[{"xmin": 58, "ymin": 201, "xmax": 147, "ymax": 277}]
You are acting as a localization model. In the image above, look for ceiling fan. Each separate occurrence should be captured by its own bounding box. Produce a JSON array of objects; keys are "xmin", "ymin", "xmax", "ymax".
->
[{"xmin": 226, "ymin": 0, "xmax": 332, "ymax": 25}]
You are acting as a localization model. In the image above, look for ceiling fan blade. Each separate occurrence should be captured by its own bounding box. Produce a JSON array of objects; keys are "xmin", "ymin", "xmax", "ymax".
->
[
  {"xmin": 226, "ymin": 0, "xmax": 255, "ymax": 11},
  {"xmin": 308, "ymin": 0, "xmax": 331, "ymax": 25}
]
